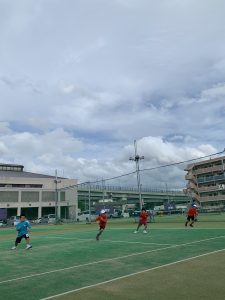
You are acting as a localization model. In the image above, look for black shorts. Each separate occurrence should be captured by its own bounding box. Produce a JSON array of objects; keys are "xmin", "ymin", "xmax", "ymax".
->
[
  {"xmin": 16, "ymin": 234, "xmax": 29, "ymax": 244},
  {"xmin": 187, "ymin": 216, "xmax": 195, "ymax": 221}
]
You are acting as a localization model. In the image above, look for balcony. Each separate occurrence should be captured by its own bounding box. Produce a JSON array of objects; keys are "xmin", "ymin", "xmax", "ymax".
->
[
  {"xmin": 185, "ymin": 174, "xmax": 193, "ymax": 180},
  {"xmin": 198, "ymin": 185, "xmax": 217, "ymax": 193},
  {"xmin": 187, "ymin": 182, "xmax": 198, "ymax": 190},
  {"xmin": 199, "ymin": 194, "xmax": 225, "ymax": 202},
  {"xmin": 185, "ymin": 174, "xmax": 198, "ymax": 184},
  {"xmin": 193, "ymin": 165, "xmax": 224, "ymax": 175},
  {"xmin": 191, "ymin": 191, "xmax": 200, "ymax": 200},
  {"xmin": 198, "ymin": 184, "xmax": 225, "ymax": 193},
  {"xmin": 197, "ymin": 173, "xmax": 225, "ymax": 184}
]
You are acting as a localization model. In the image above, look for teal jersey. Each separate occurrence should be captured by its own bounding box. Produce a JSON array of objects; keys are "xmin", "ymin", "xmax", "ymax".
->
[{"xmin": 16, "ymin": 220, "xmax": 31, "ymax": 237}]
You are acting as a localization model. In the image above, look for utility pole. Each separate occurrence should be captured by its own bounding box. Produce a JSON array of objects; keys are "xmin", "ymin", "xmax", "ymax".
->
[
  {"xmin": 165, "ymin": 182, "xmax": 171, "ymax": 214},
  {"xmin": 88, "ymin": 182, "xmax": 91, "ymax": 223},
  {"xmin": 54, "ymin": 170, "xmax": 61, "ymax": 223},
  {"xmin": 102, "ymin": 179, "xmax": 105, "ymax": 208},
  {"xmin": 129, "ymin": 140, "xmax": 144, "ymax": 210},
  {"xmin": 165, "ymin": 183, "xmax": 169, "ymax": 203}
]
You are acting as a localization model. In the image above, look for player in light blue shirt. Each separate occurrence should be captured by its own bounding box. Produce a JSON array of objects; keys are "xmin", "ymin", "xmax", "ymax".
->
[{"xmin": 11, "ymin": 214, "xmax": 32, "ymax": 250}]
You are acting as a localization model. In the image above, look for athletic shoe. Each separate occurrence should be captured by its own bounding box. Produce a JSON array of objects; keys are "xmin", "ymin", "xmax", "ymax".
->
[
  {"xmin": 96, "ymin": 236, "xmax": 99, "ymax": 241},
  {"xmin": 185, "ymin": 222, "xmax": 188, "ymax": 227},
  {"xmin": 189, "ymin": 224, "xmax": 194, "ymax": 227},
  {"xmin": 143, "ymin": 230, "xmax": 147, "ymax": 234},
  {"xmin": 133, "ymin": 230, "xmax": 138, "ymax": 233},
  {"xmin": 26, "ymin": 245, "xmax": 32, "ymax": 250},
  {"xmin": 11, "ymin": 246, "xmax": 16, "ymax": 250}
]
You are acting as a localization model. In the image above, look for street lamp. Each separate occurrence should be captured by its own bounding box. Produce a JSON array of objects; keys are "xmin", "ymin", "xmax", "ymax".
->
[{"xmin": 129, "ymin": 140, "xmax": 144, "ymax": 210}]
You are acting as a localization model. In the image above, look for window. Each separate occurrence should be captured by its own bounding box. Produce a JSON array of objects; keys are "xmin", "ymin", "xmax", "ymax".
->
[
  {"xmin": 0, "ymin": 191, "xmax": 18, "ymax": 202},
  {"xmin": 60, "ymin": 192, "xmax": 65, "ymax": 201},
  {"xmin": 0, "ymin": 164, "xmax": 23, "ymax": 172},
  {"xmin": 21, "ymin": 191, "xmax": 39, "ymax": 202}
]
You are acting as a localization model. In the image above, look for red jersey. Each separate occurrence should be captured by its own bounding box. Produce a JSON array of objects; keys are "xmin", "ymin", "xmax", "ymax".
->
[
  {"xmin": 96, "ymin": 214, "xmax": 107, "ymax": 226},
  {"xmin": 139, "ymin": 212, "xmax": 149, "ymax": 223},
  {"xmin": 187, "ymin": 207, "xmax": 197, "ymax": 217}
]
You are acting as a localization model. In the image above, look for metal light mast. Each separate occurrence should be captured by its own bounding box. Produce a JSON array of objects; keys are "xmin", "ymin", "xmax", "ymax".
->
[
  {"xmin": 129, "ymin": 140, "xmax": 144, "ymax": 210},
  {"xmin": 54, "ymin": 170, "xmax": 61, "ymax": 223}
]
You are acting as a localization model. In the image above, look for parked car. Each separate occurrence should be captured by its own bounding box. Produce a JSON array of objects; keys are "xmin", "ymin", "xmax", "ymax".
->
[
  {"xmin": 111, "ymin": 209, "xmax": 123, "ymax": 218},
  {"xmin": 32, "ymin": 217, "xmax": 42, "ymax": 224},
  {"xmin": 0, "ymin": 219, "xmax": 7, "ymax": 227},
  {"xmin": 42, "ymin": 214, "xmax": 56, "ymax": 224},
  {"xmin": 77, "ymin": 210, "xmax": 97, "ymax": 222},
  {"xmin": 122, "ymin": 212, "xmax": 130, "ymax": 218},
  {"xmin": 9, "ymin": 216, "xmax": 20, "ymax": 226}
]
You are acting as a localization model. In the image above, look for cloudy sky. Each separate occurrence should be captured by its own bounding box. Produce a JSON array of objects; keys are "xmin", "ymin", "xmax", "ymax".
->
[{"xmin": 0, "ymin": 0, "xmax": 225, "ymax": 188}]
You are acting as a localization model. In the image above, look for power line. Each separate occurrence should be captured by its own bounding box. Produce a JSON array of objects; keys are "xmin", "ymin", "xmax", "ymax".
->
[
  {"xmin": 59, "ymin": 149, "xmax": 225, "ymax": 190},
  {"xmin": 140, "ymin": 149, "xmax": 225, "ymax": 173}
]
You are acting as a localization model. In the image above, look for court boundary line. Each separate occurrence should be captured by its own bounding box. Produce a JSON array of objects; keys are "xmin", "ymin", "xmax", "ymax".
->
[
  {"xmin": 0, "ymin": 234, "xmax": 225, "ymax": 285},
  {"xmin": 46, "ymin": 236, "xmax": 173, "ymax": 246},
  {"xmin": 110, "ymin": 227, "xmax": 225, "ymax": 230},
  {"xmin": 40, "ymin": 247, "xmax": 225, "ymax": 300}
]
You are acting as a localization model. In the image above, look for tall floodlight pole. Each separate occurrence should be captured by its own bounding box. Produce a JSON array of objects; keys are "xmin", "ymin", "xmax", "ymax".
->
[
  {"xmin": 88, "ymin": 182, "xmax": 91, "ymax": 223},
  {"xmin": 129, "ymin": 140, "xmax": 144, "ymax": 210},
  {"xmin": 54, "ymin": 170, "xmax": 61, "ymax": 224},
  {"xmin": 102, "ymin": 179, "xmax": 105, "ymax": 208}
]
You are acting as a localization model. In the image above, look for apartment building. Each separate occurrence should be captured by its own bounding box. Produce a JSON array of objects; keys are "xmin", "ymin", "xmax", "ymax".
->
[
  {"xmin": 185, "ymin": 155, "xmax": 225, "ymax": 207},
  {"xmin": 0, "ymin": 163, "xmax": 77, "ymax": 219}
]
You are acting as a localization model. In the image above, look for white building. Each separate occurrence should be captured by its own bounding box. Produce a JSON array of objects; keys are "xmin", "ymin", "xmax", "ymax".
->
[
  {"xmin": 185, "ymin": 155, "xmax": 225, "ymax": 207},
  {"xmin": 0, "ymin": 163, "xmax": 77, "ymax": 219}
]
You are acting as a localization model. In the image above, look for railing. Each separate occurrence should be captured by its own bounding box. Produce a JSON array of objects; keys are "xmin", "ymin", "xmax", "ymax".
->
[
  {"xmin": 190, "ymin": 191, "xmax": 200, "ymax": 200},
  {"xmin": 198, "ymin": 185, "xmax": 221, "ymax": 193},
  {"xmin": 193, "ymin": 165, "xmax": 224, "ymax": 175},
  {"xmin": 200, "ymin": 194, "xmax": 225, "ymax": 202},
  {"xmin": 197, "ymin": 173, "xmax": 225, "ymax": 183},
  {"xmin": 187, "ymin": 182, "xmax": 198, "ymax": 191},
  {"xmin": 185, "ymin": 173, "xmax": 198, "ymax": 184},
  {"xmin": 78, "ymin": 184, "xmax": 184, "ymax": 194},
  {"xmin": 185, "ymin": 173, "xmax": 194, "ymax": 180}
]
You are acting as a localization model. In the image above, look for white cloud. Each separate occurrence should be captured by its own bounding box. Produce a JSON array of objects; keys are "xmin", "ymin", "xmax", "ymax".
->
[
  {"xmin": 0, "ymin": 0, "xmax": 225, "ymax": 187},
  {"xmin": 0, "ymin": 141, "xmax": 8, "ymax": 155},
  {"xmin": 0, "ymin": 128, "xmax": 220, "ymax": 188},
  {"xmin": 0, "ymin": 122, "xmax": 11, "ymax": 134}
]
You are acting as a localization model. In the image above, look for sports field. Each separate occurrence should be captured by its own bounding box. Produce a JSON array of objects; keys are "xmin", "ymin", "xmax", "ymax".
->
[{"xmin": 0, "ymin": 214, "xmax": 225, "ymax": 300}]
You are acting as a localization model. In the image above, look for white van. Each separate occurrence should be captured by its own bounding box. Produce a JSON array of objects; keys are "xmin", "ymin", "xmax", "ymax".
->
[
  {"xmin": 77, "ymin": 211, "xmax": 97, "ymax": 222},
  {"xmin": 42, "ymin": 214, "xmax": 56, "ymax": 224}
]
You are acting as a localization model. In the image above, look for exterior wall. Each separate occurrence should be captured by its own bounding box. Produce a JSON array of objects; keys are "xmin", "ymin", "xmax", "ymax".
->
[
  {"xmin": 0, "ymin": 173, "xmax": 78, "ymax": 219},
  {"xmin": 185, "ymin": 155, "xmax": 225, "ymax": 207},
  {"xmin": 0, "ymin": 176, "xmax": 76, "ymax": 189}
]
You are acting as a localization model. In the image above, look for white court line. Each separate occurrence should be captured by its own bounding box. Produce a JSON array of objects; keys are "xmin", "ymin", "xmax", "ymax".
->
[
  {"xmin": 40, "ymin": 247, "xmax": 225, "ymax": 300},
  {"xmin": 0, "ymin": 234, "xmax": 225, "ymax": 285},
  {"xmin": 111, "ymin": 227, "xmax": 225, "ymax": 230},
  {"xmin": 93, "ymin": 238, "xmax": 172, "ymax": 246},
  {"xmin": 149, "ymin": 228, "xmax": 225, "ymax": 230},
  {"xmin": 46, "ymin": 236, "xmax": 173, "ymax": 246}
]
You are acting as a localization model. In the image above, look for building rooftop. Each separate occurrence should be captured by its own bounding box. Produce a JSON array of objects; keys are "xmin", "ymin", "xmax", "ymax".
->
[
  {"xmin": 185, "ymin": 155, "xmax": 225, "ymax": 170},
  {"xmin": 0, "ymin": 163, "xmax": 24, "ymax": 172},
  {"xmin": 0, "ymin": 163, "xmax": 64, "ymax": 179},
  {"xmin": 0, "ymin": 170, "xmax": 57, "ymax": 179}
]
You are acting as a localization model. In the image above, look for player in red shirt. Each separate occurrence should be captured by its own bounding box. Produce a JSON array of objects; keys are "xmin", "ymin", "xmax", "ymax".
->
[
  {"xmin": 185, "ymin": 204, "xmax": 198, "ymax": 227},
  {"xmin": 96, "ymin": 209, "xmax": 108, "ymax": 241},
  {"xmin": 134, "ymin": 208, "xmax": 149, "ymax": 234}
]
